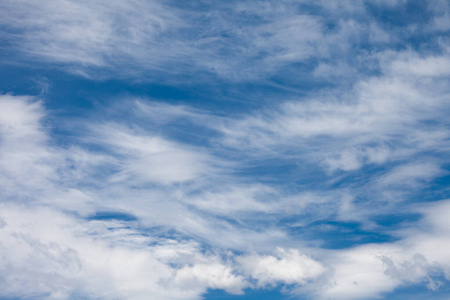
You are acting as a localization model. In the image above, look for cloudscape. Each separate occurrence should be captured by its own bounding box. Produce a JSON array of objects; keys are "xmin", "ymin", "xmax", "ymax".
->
[{"xmin": 1, "ymin": 1, "xmax": 450, "ymax": 299}]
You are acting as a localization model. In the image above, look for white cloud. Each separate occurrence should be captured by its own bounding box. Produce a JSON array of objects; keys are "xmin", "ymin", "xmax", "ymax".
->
[
  {"xmin": 319, "ymin": 244, "xmax": 403, "ymax": 299},
  {"xmin": 0, "ymin": 0, "xmax": 317, "ymax": 79},
  {"xmin": 186, "ymin": 185, "xmax": 277, "ymax": 214},
  {"xmin": 237, "ymin": 248, "xmax": 324, "ymax": 287},
  {"xmin": 88, "ymin": 123, "xmax": 215, "ymax": 185},
  {"xmin": 219, "ymin": 50, "xmax": 450, "ymax": 175},
  {"xmin": 0, "ymin": 0, "xmax": 407, "ymax": 81},
  {"xmin": 1, "ymin": 1, "xmax": 450, "ymax": 299},
  {"xmin": 0, "ymin": 94, "xmax": 305, "ymax": 298},
  {"xmin": 0, "ymin": 94, "xmax": 57, "ymax": 197},
  {"xmin": 377, "ymin": 162, "xmax": 444, "ymax": 188},
  {"xmin": 174, "ymin": 262, "xmax": 246, "ymax": 295},
  {"xmin": 0, "ymin": 203, "xmax": 250, "ymax": 300},
  {"xmin": 390, "ymin": 54, "xmax": 450, "ymax": 77},
  {"xmin": 315, "ymin": 199, "xmax": 450, "ymax": 300},
  {"xmin": 0, "ymin": 0, "xmax": 180, "ymax": 68}
]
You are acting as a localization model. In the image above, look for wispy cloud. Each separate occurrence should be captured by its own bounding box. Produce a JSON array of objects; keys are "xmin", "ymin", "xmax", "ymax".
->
[{"xmin": 2, "ymin": 0, "xmax": 437, "ymax": 83}]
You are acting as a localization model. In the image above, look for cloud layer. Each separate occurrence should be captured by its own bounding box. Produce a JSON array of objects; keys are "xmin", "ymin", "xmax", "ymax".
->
[{"xmin": 1, "ymin": 0, "xmax": 450, "ymax": 299}]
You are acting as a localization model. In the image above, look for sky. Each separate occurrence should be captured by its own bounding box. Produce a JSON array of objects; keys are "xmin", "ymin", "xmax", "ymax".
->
[{"xmin": 0, "ymin": 0, "xmax": 450, "ymax": 299}]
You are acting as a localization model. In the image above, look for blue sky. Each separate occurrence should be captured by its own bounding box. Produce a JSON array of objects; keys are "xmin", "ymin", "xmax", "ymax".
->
[{"xmin": 0, "ymin": 0, "xmax": 450, "ymax": 299}]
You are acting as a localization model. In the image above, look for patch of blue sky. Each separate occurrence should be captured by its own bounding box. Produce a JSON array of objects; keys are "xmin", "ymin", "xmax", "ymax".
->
[
  {"xmin": 365, "ymin": 0, "xmax": 431, "ymax": 27},
  {"xmin": 285, "ymin": 219, "xmax": 406, "ymax": 249},
  {"xmin": 204, "ymin": 288, "xmax": 291, "ymax": 300},
  {"xmin": 87, "ymin": 211, "xmax": 138, "ymax": 222}
]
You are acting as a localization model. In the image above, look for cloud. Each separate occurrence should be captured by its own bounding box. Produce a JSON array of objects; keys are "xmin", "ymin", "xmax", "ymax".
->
[
  {"xmin": 4, "ymin": 53, "xmax": 448, "ymax": 297},
  {"xmin": 0, "ymin": 94, "xmax": 298, "ymax": 298},
  {"xmin": 0, "ymin": 71, "xmax": 449, "ymax": 300},
  {"xmin": 174, "ymin": 262, "xmax": 246, "ymax": 295},
  {"xmin": 376, "ymin": 162, "xmax": 444, "ymax": 188},
  {"xmin": 0, "ymin": 0, "xmax": 318, "ymax": 80},
  {"xmin": 87, "ymin": 123, "xmax": 217, "ymax": 185},
  {"xmin": 0, "ymin": 0, "xmax": 181, "ymax": 68},
  {"xmin": 1, "ymin": 1, "xmax": 450, "ymax": 299},
  {"xmin": 0, "ymin": 94, "xmax": 57, "ymax": 197},
  {"xmin": 315, "ymin": 199, "xmax": 450, "ymax": 300},
  {"xmin": 0, "ymin": 0, "xmax": 423, "ymax": 82},
  {"xmin": 0, "ymin": 203, "xmax": 249, "ymax": 300},
  {"xmin": 237, "ymin": 248, "xmax": 324, "ymax": 287},
  {"xmin": 217, "ymin": 48, "xmax": 450, "ymax": 184}
]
